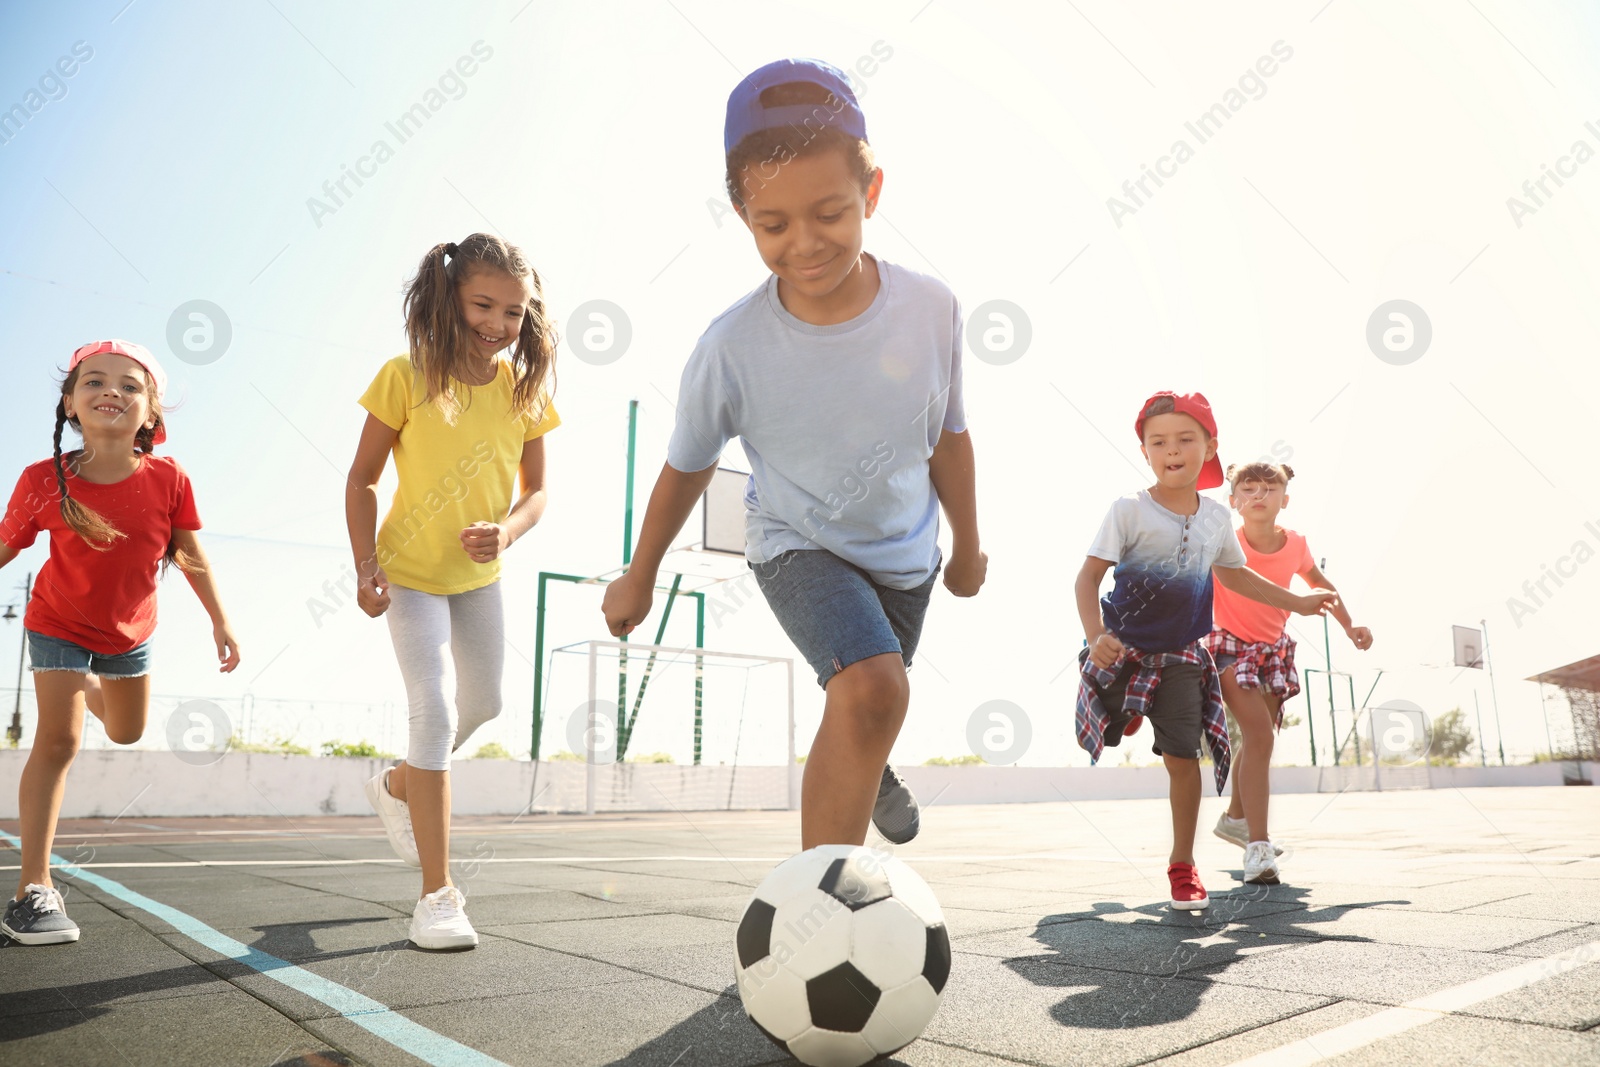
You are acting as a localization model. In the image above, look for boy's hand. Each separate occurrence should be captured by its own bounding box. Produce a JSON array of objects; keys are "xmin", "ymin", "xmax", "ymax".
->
[
  {"xmin": 1347, "ymin": 625, "xmax": 1373, "ymax": 650},
  {"xmin": 943, "ymin": 548, "xmax": 988, "ymax": 597},
  {"xmin": 1089, "ymin": 632, "xmax": 1124, "ymax": 670},
  {"xmin": 213, "ymin": 622, "xmax": 240, "ymax": 673},
  {"xmin": 602, "ymin": 570, "xmax": 654, "ymax": 637},
  {"xmin": 357, "ymin": 565, "xmax": 391, "ymax": 617},
  {"xmin": 461, "ymin": 521, "xmax": 510, "ymax": 563},
  {"xmin": 1295, "ymin": 589, "xmax": 1339, "ymax": 617}
]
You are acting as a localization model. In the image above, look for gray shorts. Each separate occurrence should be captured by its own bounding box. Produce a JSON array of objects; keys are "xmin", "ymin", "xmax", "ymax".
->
[{"xmin": 1093, "ymin": 659, "xmax": 1205, "ymax": 760}]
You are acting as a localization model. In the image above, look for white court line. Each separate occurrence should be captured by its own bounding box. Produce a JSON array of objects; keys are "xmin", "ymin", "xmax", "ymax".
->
[
  {"xmin": 1221, "ymin": 940, "xmax": 1600, "ymax": 1067},
  {"xmin": 2, "ymin": 851, "xmax": 1195, "ymax": 870},
  {"xmin": 6, "ymin": 851, "xmax": 1596, "ymax": 872}
]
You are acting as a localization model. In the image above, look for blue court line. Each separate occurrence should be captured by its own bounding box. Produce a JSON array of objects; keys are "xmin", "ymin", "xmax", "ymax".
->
[{"xmin": 1, "ymin": 831, "xmax": 509, "ymax": 1067}]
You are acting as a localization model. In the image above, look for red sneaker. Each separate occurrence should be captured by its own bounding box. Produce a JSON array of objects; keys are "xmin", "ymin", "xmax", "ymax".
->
[
  {"xmin": 1123, "ymin": 715, "xmax": 1144, "ymax": 736},
  {"xmin": 1167, "ymin": 862, "xmax": 1209, "ymax": 911}
]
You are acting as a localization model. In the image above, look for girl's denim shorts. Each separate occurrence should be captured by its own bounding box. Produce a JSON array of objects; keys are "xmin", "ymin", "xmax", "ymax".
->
[
  {"xmin": 27, "ymin": 630, "xmax": 153, "ymax": 678},
  {"xmin": 751, "ymin": 548, "xmax": 940, "ymax": 690}
]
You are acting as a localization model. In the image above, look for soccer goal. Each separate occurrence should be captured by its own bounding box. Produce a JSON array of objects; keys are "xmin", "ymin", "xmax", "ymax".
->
[{"xmin": 537, "ymin": 639, "xmax": 797, "ymax": 814}]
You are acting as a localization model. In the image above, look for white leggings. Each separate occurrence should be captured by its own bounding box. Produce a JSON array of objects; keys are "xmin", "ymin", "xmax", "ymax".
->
[{"xmin": 385, "ymin": 581, "xmax": 505, "ymax": 772}]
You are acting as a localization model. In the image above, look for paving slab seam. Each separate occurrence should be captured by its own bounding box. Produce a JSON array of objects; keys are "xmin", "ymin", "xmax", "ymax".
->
[
  {"xmin": 1, "ymin": 830, "xmax": 516, "ymax": 1067},
  {"xmin": 1120, "ymin": 998, "xmax": 1348, "ymax": 1067},
  {"xmin": 1215, "ymin": 939, "xmax": 1600, "ymax": 1066},
  {"xmin": 475, "ymin": 926, "xmax": 748, "ymax": 1001}
]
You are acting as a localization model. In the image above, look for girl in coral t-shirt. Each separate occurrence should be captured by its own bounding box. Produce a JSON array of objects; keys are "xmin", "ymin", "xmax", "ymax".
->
[
  {"xmin": 0, "ymin": 341, "xmax": 239, "ymax": 946},
  {"xmin": 1206, "ymin": 462, "xmax": 1372, "ymax": 886}
]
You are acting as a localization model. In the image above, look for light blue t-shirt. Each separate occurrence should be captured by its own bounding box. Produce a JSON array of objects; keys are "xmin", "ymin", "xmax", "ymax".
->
[
  {"xmin": 666, "ymin": 256, "xmax": 965, "ymax": 590},
  {"xmin": 1087, "ymin": 490, "xmax": 1247, "ymax": 652}
]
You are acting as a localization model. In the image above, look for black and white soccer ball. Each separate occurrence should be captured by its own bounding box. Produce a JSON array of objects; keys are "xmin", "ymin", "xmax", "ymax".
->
[{"xmin": 734, "ymin": 845, "xmax": 951, "ymax": 1066}]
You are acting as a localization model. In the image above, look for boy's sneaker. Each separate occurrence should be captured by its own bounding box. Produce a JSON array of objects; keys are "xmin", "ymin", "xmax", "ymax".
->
[
  {"xmin": 1167, "ymin": 862, "xmax": 1209, "ymax": 911},
  {"xmin": 1213, "ymin": 812, "xmax": 1284, "ymax": 855},
  {"xmin": 365, "ymin": 767, "xmax": 420, "ymax": 867},
  {"xmin": 3, "ymin": 884, "xmax": 80, "ymax": 945},
  {"xmin": 410, "ymin": 885, "xmax": 478, "ymax": 950},
  {"xmin": 1243, "ymin": 841, "xmax": 1280, "ymax": 885},
  {"xmin": 872, "ymin": 765, "xmax": 920, "ymax": 844}
]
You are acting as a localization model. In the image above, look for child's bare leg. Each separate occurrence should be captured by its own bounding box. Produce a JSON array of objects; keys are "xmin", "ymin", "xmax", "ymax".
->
[
  {"xmin": 82, "ymin": 674, "xmax": 105, "ymax": 724},
  {"xmin": 15, "ymin": 672, "xmax": 87, "ymax": 899},
  {"xmin": 387, "ymin": 761, "xmax": 451, "ymax": 895},
  {"xmin": 97, "ymin": 675, "xmax": 151, "ymax": 746},
  {"xmin": 802, "ymin": 653, "xmax": 909, "ymax": 850},
  {"xmin": 1164, "ymin": 753, "xmax": 1202, "ymax": 866},
  {"xmin": 1220, "ymin": 669, "xmax": 1276, "ymax": 841}
]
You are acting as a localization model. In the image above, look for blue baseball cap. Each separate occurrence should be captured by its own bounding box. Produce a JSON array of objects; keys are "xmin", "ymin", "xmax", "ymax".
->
[{"xmin": 724, "ymin": 58, "xmax": 867, "ymax": 153}]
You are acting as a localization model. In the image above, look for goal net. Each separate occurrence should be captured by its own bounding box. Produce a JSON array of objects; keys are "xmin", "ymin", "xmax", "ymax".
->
[{"xmin": 536, "ymin": 639, "xmax": 797, "ymax": 813}]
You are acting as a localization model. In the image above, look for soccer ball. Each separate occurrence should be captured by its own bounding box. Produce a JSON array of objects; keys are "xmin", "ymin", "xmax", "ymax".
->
[{"xmin": 734, "ymin": 845, "xmax": 951, "ymax": 1067}]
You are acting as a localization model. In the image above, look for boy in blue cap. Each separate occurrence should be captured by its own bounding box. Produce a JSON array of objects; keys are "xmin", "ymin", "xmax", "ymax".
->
[{"xmin": 603, "ymin": 59, "xmax": 985, "ymax": 848}]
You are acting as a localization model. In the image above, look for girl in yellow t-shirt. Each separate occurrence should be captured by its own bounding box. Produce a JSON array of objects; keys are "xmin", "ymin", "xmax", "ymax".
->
[{"xmin": 345, "ymin": 232, "xmax": 559, "ymax": 950}]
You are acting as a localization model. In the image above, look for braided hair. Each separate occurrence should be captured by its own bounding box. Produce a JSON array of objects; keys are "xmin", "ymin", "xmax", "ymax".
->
[{"xmin": 53, "ymin": 363, "xmax": 196, "ymax": 573}]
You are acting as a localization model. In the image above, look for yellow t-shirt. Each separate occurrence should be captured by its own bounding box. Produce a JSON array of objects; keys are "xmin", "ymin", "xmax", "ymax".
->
[{"xmin": 359, "ymin": 354, "xmax": 559, "ymax": 595}]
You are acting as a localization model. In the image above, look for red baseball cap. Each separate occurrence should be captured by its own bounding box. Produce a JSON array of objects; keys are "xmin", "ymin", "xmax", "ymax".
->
[
  {"xmin": 68, "ymin": 339, "xmax": 168, "ymax": 445},
  {"xmin": 1135, "ymin": 390, "xmax": 1223, "ymax": 490}
]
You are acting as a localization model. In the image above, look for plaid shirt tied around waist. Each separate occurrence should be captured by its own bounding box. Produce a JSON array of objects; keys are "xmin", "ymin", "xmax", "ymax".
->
[
  {"xmin": 1205, "ymin": 628, "xmax": 1300, "ymax": 720},
  {"xmin": 1075, "ymin": 640, "xmax": 1232, "ymax": 795}
]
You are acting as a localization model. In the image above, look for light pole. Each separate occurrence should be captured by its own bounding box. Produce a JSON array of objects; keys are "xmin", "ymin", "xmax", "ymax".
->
[{"xmin": 5, "ymin": 571, "xmax": 32, "ymax": 747}]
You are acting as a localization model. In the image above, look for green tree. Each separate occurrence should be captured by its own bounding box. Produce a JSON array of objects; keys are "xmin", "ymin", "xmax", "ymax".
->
[
  {"xmin": 923, "ymin": 754, "xmax": 983, "ymax": 766},
  {"xmin": 320, "ymin": 740, "xmax": 396, "ymax": 759},
  {"xmin": 1423, "ymin": 708, "xmax": 1475, "ymax": 765},
  {"xmin": 470, "ymin": 741, "xmax": 513, "ymax": 759}
]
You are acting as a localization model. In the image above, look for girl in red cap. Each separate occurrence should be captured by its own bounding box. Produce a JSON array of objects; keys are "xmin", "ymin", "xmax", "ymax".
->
[
  {"xmin": 0, "ymin": 340, "xmax": 239, "ymax": 946},
  {"xmin": 1207, "ymin": 461, "xmax": 1373, "ymax": 884}
]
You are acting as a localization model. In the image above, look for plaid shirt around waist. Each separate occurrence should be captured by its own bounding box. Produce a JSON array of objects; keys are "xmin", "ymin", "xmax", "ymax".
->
[
  {"xmin": 1075, "ymin": 640, "xmax": 1232, "ymax": 795},
  {"xmin": 1205, "ymin": 627, "xmax": 1300, "ymax": 717}
]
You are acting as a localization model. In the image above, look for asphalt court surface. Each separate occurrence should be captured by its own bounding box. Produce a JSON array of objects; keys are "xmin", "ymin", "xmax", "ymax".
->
[{"xmin": 2, "ymin": 786, "xmax": 1598, "ymax": 1066}]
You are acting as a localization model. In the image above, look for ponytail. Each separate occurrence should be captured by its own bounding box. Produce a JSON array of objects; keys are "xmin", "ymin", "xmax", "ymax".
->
[
  {"xmin": 52, "ymin": 400, "xmax": 124, "ymax": 550},
  {"xmin": 402, "ymin": 233, "xmax": 557, "ymax": 426}
]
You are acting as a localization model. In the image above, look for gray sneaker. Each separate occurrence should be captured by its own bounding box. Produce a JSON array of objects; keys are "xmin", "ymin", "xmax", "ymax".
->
[
  {"xmin": 1214, "ymin": 812, "xmax": 1284, "ymax": 856},
  {"xmin": 3, "ymin": 884, "xmax": 80, "ymax": 945},
  {"xmin": 872, "ymin": 765, "xmax": 920, "ymax": 844}
]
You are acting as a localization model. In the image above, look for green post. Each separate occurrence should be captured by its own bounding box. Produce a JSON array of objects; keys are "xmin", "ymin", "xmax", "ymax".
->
[
  {"xmin": 624, "ymin": 399, "xmax": 638, "ymax": 566},
  {"xmin": 695, "ymin": 592, "xmax": 706, "ymax": 766},
  {"xmin": 1322, "ymin": 558, "xmax": 1336, "ymax": 765},
  {"xmin": 618, "ymin": 573, "xmax": 683, "ymax": 759},
  {"xmin": 532, "ymin": 571, "xmax": 549, "ymax": 760},
  {"xmin": 619, "ymin": 399, "xmax": 639, "ymax": 739},
  {"xmin": 1305, "ymin": 677, "xmax": 1318, "ymax": 767}
]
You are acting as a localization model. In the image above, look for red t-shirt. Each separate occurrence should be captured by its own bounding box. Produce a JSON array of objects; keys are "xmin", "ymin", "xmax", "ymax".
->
[
  {"xmin": 1211, "ymin": 526, "xmax": 1316, "ymax": 644},
  {"xmin": 1, "ymin": 454, "xmax": 201, "ymax": 654}
]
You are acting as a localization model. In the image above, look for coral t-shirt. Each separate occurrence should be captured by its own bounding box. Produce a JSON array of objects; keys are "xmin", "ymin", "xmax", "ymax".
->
[
  {"xmin": 1211, "ymin": 526, "xmax": 1316, "ymax": 643},
  {"xmin": 1, "ymin": 454, "xmax": 201, "ymax": 654}
]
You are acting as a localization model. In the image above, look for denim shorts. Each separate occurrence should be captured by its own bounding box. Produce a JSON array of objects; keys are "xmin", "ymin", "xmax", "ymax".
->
[
  {"xmin": 751, "ymin": 548, "xmax": 940, "ymax": 690},
  {"xmin": 27, "ymin": 630, "xmax": 153, "ymax": 678}
]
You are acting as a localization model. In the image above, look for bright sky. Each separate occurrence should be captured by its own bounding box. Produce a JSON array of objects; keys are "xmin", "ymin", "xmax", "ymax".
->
[{"xmin": 2, "ymin": 1, "xmax": 1597, "ymax": 768}]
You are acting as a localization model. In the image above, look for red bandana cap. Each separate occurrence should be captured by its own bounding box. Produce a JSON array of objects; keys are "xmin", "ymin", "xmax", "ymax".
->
[
  {"xmin": 1134, "ymin": 390, "xmax": 1223, "ymax": 490},
  {"xmin": 68, "ymin": 339, "xmax": 168, "ymax": 445}
]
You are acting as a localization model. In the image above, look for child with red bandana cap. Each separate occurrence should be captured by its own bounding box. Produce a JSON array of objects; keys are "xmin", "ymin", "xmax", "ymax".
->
[{"xmin": 1073, "ymin": 392, "xmax": 1335, "ymax": 910}]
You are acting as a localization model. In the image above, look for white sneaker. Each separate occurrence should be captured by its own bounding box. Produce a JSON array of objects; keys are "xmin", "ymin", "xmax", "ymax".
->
[
  {"xmin": 365, "ymin": 767, "xmax": 420, "ymax": 867},
  {"xmin": 1243, "ymin": 840, "xmax": 1280, "ymax": 885},
  {"xmin": 1214, "ymin": 812, "xmax": 1284, "ymax": 855},
  {"xmin": 410, "ymin": 885, "xmax": 478, "ymax": 950}
]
